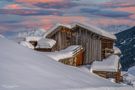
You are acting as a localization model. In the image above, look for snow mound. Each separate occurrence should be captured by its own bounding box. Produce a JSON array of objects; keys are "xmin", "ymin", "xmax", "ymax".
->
[
  {"xmin": 0, "ymin": 37, "xmax": 134, "ymax": 90},
  {"xmin": 113, "ymin": 46, "xmax": 121, "ymax": 55},
  {"xmin": 36, "ymin": 38, "xmax": 56, "ymax": 49},
  {"xmin": 122, "ymin": 72, "xmax": 135, "ymax": 87},
  {"xmin": 20, "ymin": 41, "xmax": 34, "ymax": 49},
  {"xmin": 26, "ymin": 36, "xmax": 42, "ymax": 42},
  {"xmin": 128, "ymin": 66, "xmax": 135, "ymax": 76},
  {"xmin": 91, "ymin": 55, "xmax": 120, "ymax": 72},
  {"xmin": 45, "ymin": 45, "xmax": 83, "ymax": 61}
]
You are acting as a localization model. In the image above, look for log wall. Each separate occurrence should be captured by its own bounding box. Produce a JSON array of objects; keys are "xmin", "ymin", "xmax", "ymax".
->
[
  {"xmin": 93, "ymin": 71, "xmax": 121, "ymax": 83},
  {"xmin": 46, "ymin": 26, "xmax": 114, "ymax": 65},
  {"xmin": 101, "ymin": 39, "xmax": 114, "ymax": 59},
  {"xmin": 72, "ymin": 26, "xmax": 102, "ymax": 64}
]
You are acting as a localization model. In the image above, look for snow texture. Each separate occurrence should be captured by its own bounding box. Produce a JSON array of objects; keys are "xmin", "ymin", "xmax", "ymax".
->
[
  {"xmin": 122, "ymin": 71, "xmax": 135, "ymax": 87},
  {"xmin": 113, "ymin": 46, "xmax": 121, "ymax": 55},
  {"xmin": 0, "ymin": 37, "xmax": 134, "ymax": 90},
  {"xmin": 73, "ymin": 22, "xmax": 117, "ymax": 40},
  {"xmin": 91, "ymin": 55, "xmax": 120, "ymax": 72},
  {"xmin": 128, "ymin": 66, "xmax": 135, "ymax": 76},
  {"xmin": 36, "ymin": 38, "xmax": 56, "ymax": 49},
  {"xmin": 44, "ymin": 23, "xmax": 72, "ymax": 38},
  {"xmin": 12, "ymin": 37, "xmax": 26, "ymax": 43},
  {"xmin": 45, "ymin": 45, "xmax": 83, "ymax": 61},
  {"xmin": 26, "ymin": 36, "xmax": 42, "ymax": 42},
  {"xmin": 20, "ymin": 41, "xmax": 34, "ymax": 49},
  {"xmin": 18, "ymin": 28, "xmax": 46, "ymax": 38}
]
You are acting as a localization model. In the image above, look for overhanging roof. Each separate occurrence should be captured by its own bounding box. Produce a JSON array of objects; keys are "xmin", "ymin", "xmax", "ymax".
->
[{"xmin": 44, "ymin": 22, "xmax": 117, "ymax": 40}]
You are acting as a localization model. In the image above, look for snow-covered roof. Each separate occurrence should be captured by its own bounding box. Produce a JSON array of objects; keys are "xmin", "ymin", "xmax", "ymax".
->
[
  {"xmin": 45, "ymin": 45, "xmax": 83, "ymax": 61},
  {"xmin": 113, "ymin": 46, "xmax": 121, "ymax": 55},
  {"xmin": 26, "ymin": 36, "xmax": 42, "ymax": 42},
  {"xmin": 20, "ymin": 41, "xmax": 34, "ymax": 49},
  {"xmin": 91, "ymin": 55, "xmax": 120, "ymax": 72},
  {"xmin": 36, "ymin": 38, "xmax": 56, "ymax": 49},
  {"xmin": 44, "ymin": 22, "xmax": 116, "ymax": 40},
  {"xmin": 44, "ymin": 23, "xmax": 72, "ymax": 37},
  {"xmin": 0, "ymin": 38, "xmax": 134, "ymax": 90},
  {"xmin": 74, "ymin": 22, "xmax": 117, "ymax": 40},
  {"xmin": 45, "ymin": 51, "xmax": 73, "ymax": 61}
]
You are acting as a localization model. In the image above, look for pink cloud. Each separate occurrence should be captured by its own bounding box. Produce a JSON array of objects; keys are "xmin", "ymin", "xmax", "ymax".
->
[
  {"xmin": 15, "ymin": 0, "xmax": 65, "ymax": 4},
  {"xmin": 129, "ymin": 14, "xmax": 135, "ymax": 19},
  {"xmin": 4, "ymin": 15, "xmax": 135, "ymax": 31},
  {"xmin": 17, "ymin": 16, "xmax": 89, "ymax": 30},
  {"xmin": 89, "ymin": 18, "xmax": 135, "ymax": 27},
  {"xmin": 4, "ymin": 4, "xmax": 24, "ymax": 9},
  {"xmin": 18, "ymin": 15, "xmax": 135, "ymax": 31},
  {"xmin": 114, "ymin": 6, "xmax": 135, "ymax": 13}
]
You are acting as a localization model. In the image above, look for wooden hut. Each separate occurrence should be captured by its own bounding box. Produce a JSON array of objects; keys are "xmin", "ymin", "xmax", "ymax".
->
[
  {"xmin": 45, "ymin": 45, "xmax": 84, "ymax": 66},
  {"xmin": 91, "ymin": 55, "xmax": 122, "ymax": 83},
  {"xmin": 59, "ymin": 45, "xmax": 84, "ymax": 66},
  {"xmin": 25, "ymin": 36, "xmax": 42, "ymax": 47},
  {"xmin": 35, "ymin": 38, "xmax": 56, "ymax": 52},
  {"xmin": 44, "ymin": 22, "xmax": 116, "ymax": 65}
]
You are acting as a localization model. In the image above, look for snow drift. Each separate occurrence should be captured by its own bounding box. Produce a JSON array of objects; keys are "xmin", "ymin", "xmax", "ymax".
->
[
  {"xmin": 128, "ymin": 66, "xmax": 135, "ymax": 76},
  {"xmin": 0, "ymin": 37, "xmax": 134, "ymax": 90}
]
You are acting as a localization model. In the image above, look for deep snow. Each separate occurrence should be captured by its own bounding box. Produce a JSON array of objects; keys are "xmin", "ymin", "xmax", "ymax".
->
[{"xmin": 0, "ymin": 37, "xmax": 134, "ymax": 90}]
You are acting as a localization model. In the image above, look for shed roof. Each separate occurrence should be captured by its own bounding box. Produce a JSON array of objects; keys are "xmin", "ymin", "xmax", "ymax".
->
[
  {"xmin": 44, "ymin": 22, "xmax": 116, "ymax": 40},
  {"xmin": 91, "ymin": 55, "xmax": 120, "ymax": 72},
  {"xmin": 44, "ymin": 23, "xmax": 72, "ymax": 37},
  {"xmin": 74, "ymin": 22, "xmax": 116, "ymax": 40},
  {"xmin": 45, "ymin": 45, "xmax": 83, "ymax": 61},
  {"xmin": 26, "ymin": 36, "xmax": 42, "ymax": 42},
  {"xmin": 36, "ymin": 38, "xmax": 56, "ymax": 49}
]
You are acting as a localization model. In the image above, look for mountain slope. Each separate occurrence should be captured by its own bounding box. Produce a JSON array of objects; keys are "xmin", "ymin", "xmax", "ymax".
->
[
  {"xmin": 115, "ymin": 27, "xmax": 135, "ymax": 70},
  {"xmin": 0, "ymin": 37, "xmax": 131, "ymax": 90},
  {"xmin": 2, "ymin": 28, "xmax": 46, "ymax": 39}
]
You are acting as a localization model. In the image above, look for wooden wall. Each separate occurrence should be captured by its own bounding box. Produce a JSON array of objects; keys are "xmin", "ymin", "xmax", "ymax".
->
[
  {"xmin": 93, "ymin": 71, "xmax": 121, "ymax": 83},
  {"xmin": 46, "ymin": 26, "xmax": 114, "ymax": 65},
  {"xmin": 101, "ymin": 38, "xmax": 114, "ymax": 59},
  {"xmin": 72, "ymin": 26, "xmax": 102, "ymax": 64},
  {"xmin": 59, "ymin": 50, "xmax": 84, "ymax": 66},
  {"xmin": 47, "ymin": 27, "xmax": 72, "ymax": 51}
]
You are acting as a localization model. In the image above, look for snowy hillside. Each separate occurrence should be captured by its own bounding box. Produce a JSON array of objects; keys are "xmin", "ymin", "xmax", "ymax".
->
[
  {"xmin": 128, "ymin": 66, "xmax": 135, "ymax": 76},
  {"xmin": 115, "ymin": 26, "xmax": 135, "ymax": 70},
  {"xmin": 101, "ymin": 25, "xmax": 131, "ymax": 34},
  {"xmin": 2, "ymin": 28, "xmax": 46, "ymax": 39},
  {"xmin": 17, "ymin": 28, "xmax": 46, "ymax": 37},
  {"xmin": 0, "ymin": 37, "xmax": 133, "ymax": 90},
  {"xmin": 122, "ymin": 66, "xmax": 135, "ymax": 87}
]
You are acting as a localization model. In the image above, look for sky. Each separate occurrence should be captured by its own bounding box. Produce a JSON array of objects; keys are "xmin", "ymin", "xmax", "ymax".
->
[{"xmin": 0, "ymin": 0, "xmax": 135, "ymax": 33}]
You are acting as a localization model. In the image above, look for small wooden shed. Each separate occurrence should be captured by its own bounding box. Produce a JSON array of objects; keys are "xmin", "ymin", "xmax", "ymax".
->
[
  {"xmin": 44, "ymin": 22, "xmax": 116, "ymax": 65},
  {"xmin": 35, "ymin": 38, "xmax": 56, "ymax": 52},
  {"xmin": 91, "ymin": 55, "xmax": 122, "ymax": 83},
  {"xmin": 25, "ymin": 36, "xmax": 42, "ymax": 47},
  {"xmin": 45, "ymin": 45, "xmax": 84, "ymax": 66}
]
